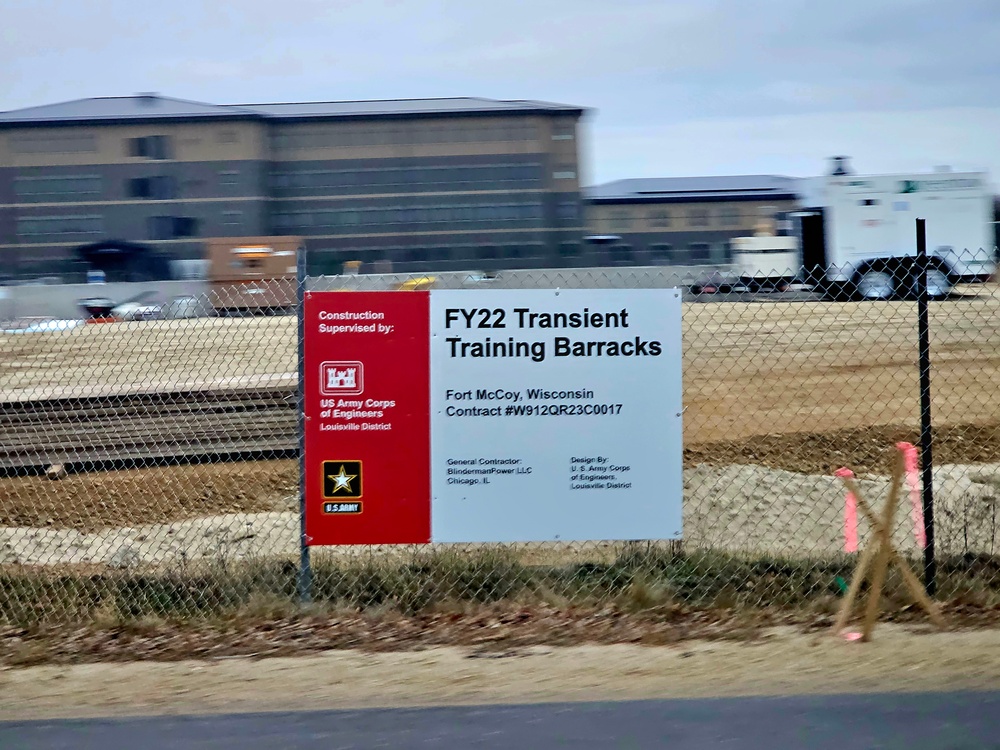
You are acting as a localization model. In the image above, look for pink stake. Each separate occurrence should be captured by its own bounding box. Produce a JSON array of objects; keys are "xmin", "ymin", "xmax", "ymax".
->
[
  {"xmin": 835, "ymin": 468, "xmax": 858, "ymax": 553},
  {"xmin": 897, "ymin": 442, "xmax": 926, "ymax": 549}
]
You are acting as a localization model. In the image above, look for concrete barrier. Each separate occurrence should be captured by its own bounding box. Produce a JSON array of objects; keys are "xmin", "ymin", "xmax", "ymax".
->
[{"xmin": 0, "ymin": 280, "xmax": 209, "ymax": 322}]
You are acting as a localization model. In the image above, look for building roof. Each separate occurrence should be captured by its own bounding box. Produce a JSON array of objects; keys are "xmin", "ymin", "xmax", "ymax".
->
[
  {"xmin": 0, "ymin": 94, "xmax": 585, "ymax": 127},
  {"xmin": 0, "ymin": 95, "xmax": 258, "ymax": 124},
  {"xmin": 240, "ymin": 97, "xmax": 582, "ymax": 119},
  {"xmin": 585, "ymin": 175, "xmax": 801, "ymax": 203}
]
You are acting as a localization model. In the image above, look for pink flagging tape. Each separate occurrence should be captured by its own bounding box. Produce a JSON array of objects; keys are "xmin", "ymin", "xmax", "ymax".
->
[
  {"xmin": 835, "ymin": 467, "xmax": 858, "ymax": 553},
  {"xmin": 897, "ymin": 442, "xmax": 926, "ymax": 549}
]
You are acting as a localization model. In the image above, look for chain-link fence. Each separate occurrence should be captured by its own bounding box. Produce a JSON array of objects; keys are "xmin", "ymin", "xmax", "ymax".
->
[{"xmin": 2, "ymin": 255, "xmax": 1000, "ymax": 626}]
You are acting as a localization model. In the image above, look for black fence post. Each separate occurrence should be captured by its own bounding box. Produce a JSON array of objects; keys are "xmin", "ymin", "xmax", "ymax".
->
[
  {"xmin": 916, "ymin": 218, "xmax": 937, "ymax": 596},
  {"xmin": 297, "ymin": 245, "xmax": 313, "ymax": 603}
]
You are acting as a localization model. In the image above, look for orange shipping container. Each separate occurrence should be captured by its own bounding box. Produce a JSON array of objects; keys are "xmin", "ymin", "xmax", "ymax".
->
[{"xmin": 204, "ymin": 236, "xmax": 304, "ymax": 314}]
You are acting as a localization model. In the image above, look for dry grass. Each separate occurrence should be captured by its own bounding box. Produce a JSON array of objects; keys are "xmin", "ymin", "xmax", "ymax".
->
[{"xmin": 1, "ymin": 544, "xmax": 999, "ymax": 665}]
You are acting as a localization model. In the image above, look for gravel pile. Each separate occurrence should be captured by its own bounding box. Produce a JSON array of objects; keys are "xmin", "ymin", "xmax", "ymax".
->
[{"xmin": 2, "ymin": 463, "xmax": 998, "ymax": 567}]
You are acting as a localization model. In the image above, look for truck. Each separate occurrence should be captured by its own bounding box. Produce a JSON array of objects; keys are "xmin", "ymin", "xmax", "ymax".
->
[{"xmin": 796, "ymin": 159, "xmax": 996, "ymax": 300}]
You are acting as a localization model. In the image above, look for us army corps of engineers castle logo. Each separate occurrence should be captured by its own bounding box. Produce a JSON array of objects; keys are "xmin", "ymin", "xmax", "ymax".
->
[{"xmin": 320, "ymin": 361, "xmax": 364, "ymax": 396}]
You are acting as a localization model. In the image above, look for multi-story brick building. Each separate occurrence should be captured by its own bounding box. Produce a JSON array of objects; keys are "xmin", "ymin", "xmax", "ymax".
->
[
  {"xmin": 0, "ymin": 94, "xmax": 587, "ymax": 280},
  {"xmin": 584, "ymin": 175, "xmax": 801, "ymax": 266}
]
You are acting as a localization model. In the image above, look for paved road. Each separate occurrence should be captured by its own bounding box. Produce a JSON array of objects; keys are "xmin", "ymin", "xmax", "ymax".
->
[{"xmin": 2, "ymin": 692, "xmax": 997, "ymax": 749}]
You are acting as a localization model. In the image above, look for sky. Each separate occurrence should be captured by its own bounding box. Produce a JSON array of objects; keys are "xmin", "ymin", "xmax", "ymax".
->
[{"xmin": 2, "ymin": 0, "xmax": 999, "ymax": 186}]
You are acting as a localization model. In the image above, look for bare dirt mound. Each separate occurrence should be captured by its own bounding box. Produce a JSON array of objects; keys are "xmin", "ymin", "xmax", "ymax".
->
[
  {"xmin": 685, "ymin": 421, "xmax": 1000, "ymax": 475},
  {"xmin": 0, "ymin": 461, "xmax": 297, "ymax": 531},
  {"xmin": 2, "ymin": 421, "xmax": 1000, "ymax": 535}
]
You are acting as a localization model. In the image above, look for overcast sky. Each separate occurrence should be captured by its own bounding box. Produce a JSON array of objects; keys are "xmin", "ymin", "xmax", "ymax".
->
[{"xmin": 3, "ymin": 0, "xmax": 999, "ymax": 186}]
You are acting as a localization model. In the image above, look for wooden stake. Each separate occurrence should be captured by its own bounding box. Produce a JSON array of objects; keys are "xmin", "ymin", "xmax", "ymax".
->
[
  {"xmin": 861, "ymin": 451, "xmax": 905, "ymax": 641},
  {"xmin": 842, "ymin": 476, "xmax": 946, "ymax": 629},
  {"xmin": 833, "ymin": 446, "xmax": 946, "ymax": 639},
  {"xmin": 832, "ymin": 533, "xmax": 878, "ymax": 635}
]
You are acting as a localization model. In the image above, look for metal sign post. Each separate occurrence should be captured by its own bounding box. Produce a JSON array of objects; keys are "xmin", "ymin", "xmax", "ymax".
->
[{"xmin": 915, "ymin": 218, "xmax": 937, "ymax": 595}]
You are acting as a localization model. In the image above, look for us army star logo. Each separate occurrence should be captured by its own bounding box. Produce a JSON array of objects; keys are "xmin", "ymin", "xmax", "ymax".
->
[
  {"xmin": 323, "ymin": 461, "xmax": 362, "ymax": 498},
  {"xmin": 331, "ymin": 466, "xmax": 355, "ymax": 492}
]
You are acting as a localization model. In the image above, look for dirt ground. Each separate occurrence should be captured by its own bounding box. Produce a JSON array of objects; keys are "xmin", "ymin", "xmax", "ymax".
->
[
  {"xmin": 2, "ymin": 626, "xmax": 999, "ymax": 720},
  {"xmin": 4, "ymin": 419, "xmax": 1000, "ymax": 534},
  {"xmin": 3, "ymin": 295, "xmax": 1000, "ymax": 546},
  {"xmin": 0, "ymin": 462, "xmax": 298, "ymax": 531},
  {"xmin": 4, "ymin": 293, "xmax": 1000, "ymax": 441},
  {"xmin": 681, "ymin": 293, "xmax": 1000, "ymax": 443},
  {"xmin": 0, "ymin": 316, "xmax": 297, "ymax": 402}
]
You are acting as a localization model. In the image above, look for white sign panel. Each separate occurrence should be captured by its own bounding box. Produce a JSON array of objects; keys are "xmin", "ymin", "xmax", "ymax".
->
[{"xmin": 429, "ymin": 289, "xmax": 683, "ymax": 543}]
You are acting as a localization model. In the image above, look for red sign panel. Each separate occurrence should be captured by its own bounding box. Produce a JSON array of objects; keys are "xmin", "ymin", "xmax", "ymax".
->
[{"xmin": 303, "ymin": 291, "xmax": 431, "ymax": 545}]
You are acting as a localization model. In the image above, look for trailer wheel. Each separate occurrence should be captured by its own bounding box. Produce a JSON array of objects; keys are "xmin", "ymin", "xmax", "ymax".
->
[
  {"xmin": 854, "ymin": 268, "xmax": 896, "ymax": 300},
  {"xmin": 906, "ymin": 259, "xmax": 954, "ymax": 299}
]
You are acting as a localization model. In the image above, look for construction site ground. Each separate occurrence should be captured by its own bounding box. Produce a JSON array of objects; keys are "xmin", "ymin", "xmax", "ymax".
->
[{"xmin": 2, "ymin": 626, "xmax": 999, "ymax": 721}]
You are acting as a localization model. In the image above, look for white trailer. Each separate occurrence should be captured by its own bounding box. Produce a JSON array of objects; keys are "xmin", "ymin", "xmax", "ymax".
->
[
  {"xmin": 802, "ymin": 168, "xmax": 995, "ymax": 300},
  {"xmin": 731, "ymin": 235, "xmax": 799, "ymax": 291}
]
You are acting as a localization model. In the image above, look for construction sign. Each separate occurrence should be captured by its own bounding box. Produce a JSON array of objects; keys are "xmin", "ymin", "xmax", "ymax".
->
[{"xmin": 303, "ymin": 288, "xmax": 683, "ymax": 545}]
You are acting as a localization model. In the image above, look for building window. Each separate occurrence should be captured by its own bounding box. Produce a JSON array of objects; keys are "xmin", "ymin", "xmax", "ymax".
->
[
  {"xmin": 218, "ymin": 130, "xmax": 239, "ymax": 144},
  {"xmin": 222, "ymin": 211, "xmax": 243, "ymax": 227},
  {"xmin": 17, "ymin": 214, "xmax": 103, "ymax": 238},
  {"xmin": 500, "ymin": 243, "xmax": 543, "ymax": 259},
  {"xmin": 219, "ymin": 170, "xmax": 240, "ymax": 186},
  {"xmin": 552, "ymin": 122, "xmax": 575, "ymax": 141},
  {"xmin": 553, "ymin": 169, "xmax": 577, "ymax": 180},
  {"xmin": 688, "ymin": 207, "xmax": 710, "ymax": 228},
  {"xmin": 615, "ymin": 244, "xmax": 635, "ymax": 263},
  {"xmin": 556, "ymin": 201, "xmax": 579, "ymax": 221},
  {"xmin": 688, "ymin": 242, "xmax": 711, "ymax": 262},
  {"xmin": 9, "ymin": 133, "xmax": 97, "ymax": 154},
  {"xmin": 650, "ymin": 243, "xmax": 674, "ymax": 262},
  {"xmin": 398, "ymin": 248, "xmax": 427, "ymax": 263},
  {"xmin": 148, "ymin": 216, "xmax": 199, "ymax": 240},
  {"xmin": 609, "ymin": 210, "xmax": 632, "ymax": 230},
  {"xmin": 559, "ymin": 242, "xmax": 581, "ymax": 257},
  {"xmin": 128, "ymin": 135, "xmax": 172, "ymax": 160},
  {"xmin": 718, "ymin": 206, "xmax": 740, "ymax": 227},
  {"xmin": 648, "ymin": 209, "xmax": 671, "ymax": 227},
  {"xmin": 14, "ymin": 175, "xmax": 101, "ymax": 200},
  {"xmin": 128, "ymin": 176, "xmax": 177, "ymax": 200}
]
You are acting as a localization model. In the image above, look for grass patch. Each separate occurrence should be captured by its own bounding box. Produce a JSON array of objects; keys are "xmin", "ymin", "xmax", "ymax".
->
[{"xmin": 2, "ymin": 546, "xmax": 998, "ymax": 629}]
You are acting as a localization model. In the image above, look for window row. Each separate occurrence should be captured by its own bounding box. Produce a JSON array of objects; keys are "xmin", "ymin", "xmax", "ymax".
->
[
  {"xmin": 17, "ymin": 214, "xmax": 103, "ymax": 237},
  {"xmin": 317, "ymin": 243, "xmax": 550, "ymax": 267},
  {"xmin": 13, "ymin": 175, "xmax": 102, "ymax": 199},
  {"xmin": 272, "ymin": 202, "xmax": 544, "ymax": 231},
  {"xmin": 612, "ymin": 242, "xmax": 718, "ymax": 263},
  {"xmin": 8, "ymin": 134, "xmax": 98, "ymax": 154},
  {"xmin": 605, "ymin": 205, "xmax": 745, "ymax": 229},
  {"xmin": 15, "ymin": 213, "xmax": 204, "ymax": 240},
  {"xmin": 269, "ymin": 163, "xmax": 543, "ymax": 192},
  {"xmin": 271, "ymin": 122, "xmax": 538, "ymax": 151}
]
